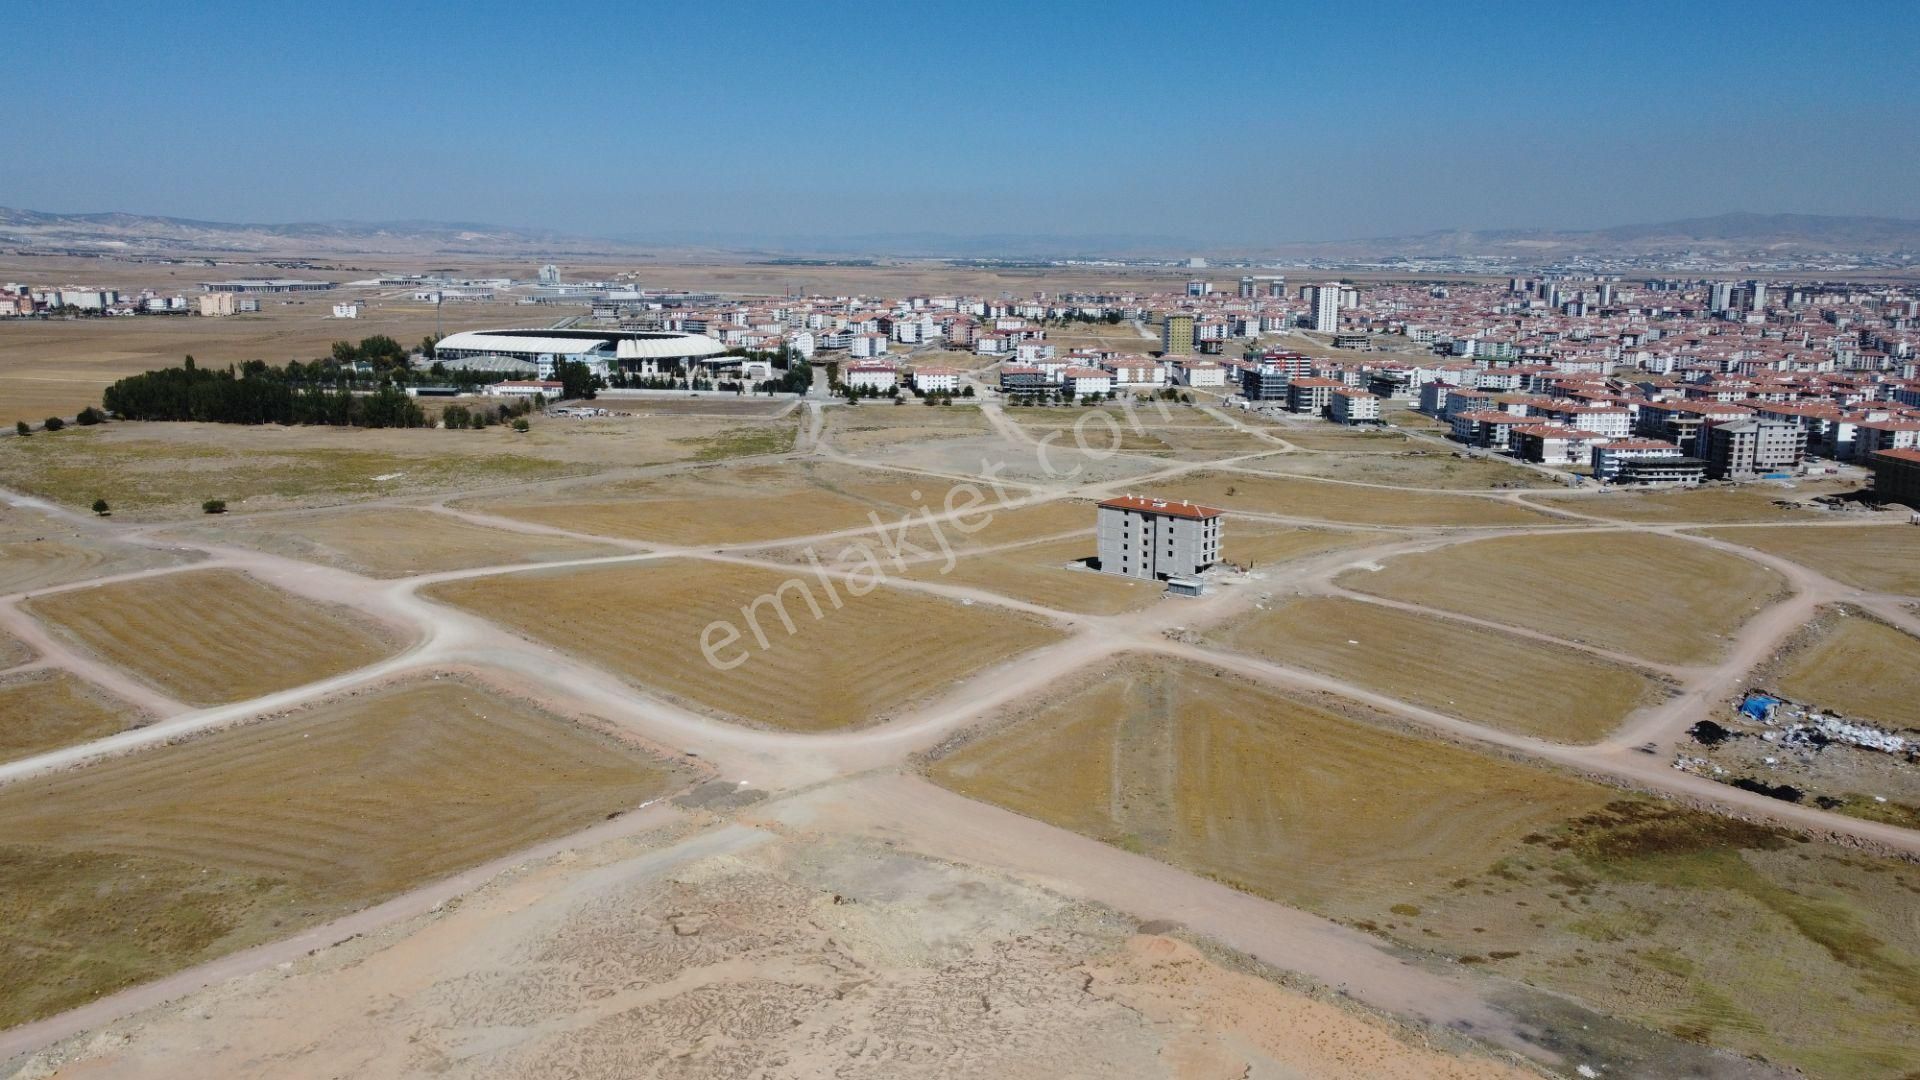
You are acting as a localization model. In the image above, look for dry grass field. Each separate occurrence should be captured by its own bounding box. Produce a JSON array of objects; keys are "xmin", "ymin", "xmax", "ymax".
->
[
  {"xmin": 1164, "ymin": 471, "xmax": 1565, "ymax": 527},
  {"xmin": 467, "ymin": 460, "xmax": 941, "ymax": 546},
  {"xmin": 1237, "ymin": 450, "xmax": 1559, "ymax": 490},
  {"xmin": 0, "ymin": 629, "xmax": 29, "ymax": 669},
  {"xmin": 752, "ymin": 498, "xmax": 1098, "ymax": 570},
  {"xmin": 890, "ymin": 535, "xmax": 1160, "ymax": 615},
  {"xmin": 1526, "ymin": 483, "xmax": 1859, "ymax": 524},
  {"xmin": 1222, "ymin": 523, "xmax": 1383, "ymax": 569},
  {"xmin": 1694, "ymin": 523, "xmax": 1920, "ymax": 596},
  {"xmin": 24, "ymin": 569, "xmax": 398, "ymax": 706},
  {"xmin": 0, "ymin": 678, "xmax": 684, "ymax": 1028},
  {"xmin": 929, "ymin": 658, "xmax": 1616, "ymax": 912},
  {"xmin": 424, "ymin": 558, "xmax": 1064, "ymax": 731},
  {"xmin": 1767, "ymin": 610, "xmax": 1920, "ymax": 730},
  {"xmin": 1149, "ymin": 423, "xmax": 1289, "ymax": 455},
  {"xmin": 0, "ymin": 670, "xmax": 141, "ymax": 763},
  {"xmin": 1210, "ymin": 597, "xmax": 1670, "ymax": 742},
  {"xmin": 170, "ymin": 507, "xmax": 625, "ymax": 578},
  {"xmin": 1265, "ymin": 426, "xmax": 1413, "ymax": 452},
  {"xmin": 1338, "ymin": 532, "xmax": 1789, "ymax": 664},
  {"xmin": 0, "ymin": 424, "xmax": 594, "ymax": 520},
  {"xmin": 0, "ymin": 503, "xmax": 201, "ymax": 595},
  {"xmin": 930, "ymin": 657, "xmax": 1920, "ymax": 1077},
  {"xmin": 0, "ymin": 297, "xmax": 572, "ymax": 423}
]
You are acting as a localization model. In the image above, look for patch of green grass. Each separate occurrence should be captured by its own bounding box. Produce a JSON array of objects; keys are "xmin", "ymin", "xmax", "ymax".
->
[{"xmin": 678, "ymin": 421, "xmax": 798, "ymax": 461}]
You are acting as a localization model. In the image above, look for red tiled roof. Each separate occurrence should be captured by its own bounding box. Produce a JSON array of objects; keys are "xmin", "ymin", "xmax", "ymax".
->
[{"xmin": 1098, "ymin": 495, "xmax": 1224, "ymax": 520}]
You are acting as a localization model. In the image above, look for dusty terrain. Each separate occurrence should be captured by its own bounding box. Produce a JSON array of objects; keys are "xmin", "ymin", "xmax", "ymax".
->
[{"xmin": 0, "ymin": 383, "xmax": 1916, "ymax": 1079}]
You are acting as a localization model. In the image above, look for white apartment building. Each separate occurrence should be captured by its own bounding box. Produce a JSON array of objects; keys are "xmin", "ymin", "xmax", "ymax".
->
[
  {"xmin": 1310, "ymin": 282, "xmax": 1342, "ymax": 333},
  {"xmin": 1061, "ymin": 367, "xmax": 1114, "ymax": 398},
  {"xmin": 844, "ymin": 363, "xmax": 899, "ymax": 392},
  {"xmin": 911, "ymin": 366, "xmax": 960, "ymax": 394},
  {"xmin": 1329, "ymin": 388, "xmax": 1381, "ymax": 424}
]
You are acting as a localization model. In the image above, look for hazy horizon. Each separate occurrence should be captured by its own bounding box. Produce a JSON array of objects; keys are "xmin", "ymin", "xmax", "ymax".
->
[{"xmin": 4, "ymin": 0, "xmax": 1916, "ymax": 247}]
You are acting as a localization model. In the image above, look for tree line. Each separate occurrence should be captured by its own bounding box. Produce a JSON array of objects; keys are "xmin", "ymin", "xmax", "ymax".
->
[{"xmin": 102, "ymin": 357, "xmax": 427, "ymax": 428}]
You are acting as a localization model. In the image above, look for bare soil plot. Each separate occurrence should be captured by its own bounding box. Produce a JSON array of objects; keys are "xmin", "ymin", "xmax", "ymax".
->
[
  {"xmin": 1235, "ymin": 451, "xmax": 1559, "ymax": 490},
  {"xmin": 930, "ymin": 656, "xmax": 1920, "ymax": 1077},
  {"xmin": 424, "ymin": 558, "xmax": 1064, "ymax": 731},
  {"xmin": 1224, "ymin": 523, "xmax": 1385, "ymax": 569},
  {"xmin": 1209, "ymin": 597, "xmax": 1670, "ymax": 743},
  {"xmin": 1269, "ymin": 426, "xmax": 1412, "ymax": 451},
  {"xmin": 0, "ymin": 504, "xmax": 200, "ymax": 595},
  {"xmin": 1766, "ymin": 610, "xmax": 1920, "ymax": 732},
  {"xmin": 1339, "ymin": 532, "xmax": 1788, "ymax": 665},
  {"xmin": 0, "ymin": 669, "xmax": 142, "ymax": 762},
  {"xmin": 823, "ymin": 404, "xmax": 989, "ymax": 454},
  {"xmin": 0, "ymin": 678, "xmax": 684, "ymax": 1029},
  {"xmin": 15, "ymin": 833, "xmax": 1530, "ymax": 1080},
  {"xmin": 1525, "ymin": 482, "xmax": 1861, "ymax": 524},
  {"xmin": 1150, "ymin": 424, "xmax": 1286, "ymax": 454},
  {"xmin": 24, "ymin": 569, "xmax": 399, "ymax": 706},
  {"xmin": 1693, "ymin": 523, "xmax": 1920, "ymax": 596},
  {"xmin": 1166, "ymin": 472, "xmax": 1565, "ymax": 527},
  {"xmin": 0, "ymin": 424, "xmax": 593, "ymax": 520},
  {"xmin": 467, "ymin": 460, "xmax": 940, "ymax": 547},
  {"xmin": 168, "ymin": 507, "xmax": 625, "ymax": 578}
]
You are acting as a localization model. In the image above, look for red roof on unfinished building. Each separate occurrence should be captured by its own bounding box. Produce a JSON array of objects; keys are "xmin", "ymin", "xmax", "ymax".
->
[
  {"xmin": 1099, "ymin": 495, "xmax": 1224, "ymax": 520},
  {"xmin": 1873, "ymin": 448, "xmax": 1920, "ymax": 465}
]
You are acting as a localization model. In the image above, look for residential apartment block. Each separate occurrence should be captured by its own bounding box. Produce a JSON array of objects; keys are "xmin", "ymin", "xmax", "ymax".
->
[{"xmin": 1096, "ymin": 495, "xmax": 1223, "ymax": 581}]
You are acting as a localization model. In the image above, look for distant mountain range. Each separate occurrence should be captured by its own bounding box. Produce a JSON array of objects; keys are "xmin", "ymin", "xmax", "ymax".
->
[
  {"xmin": 1266, "ymin": 213, "xmax": 1920, "ymax": 261},
  {"xmin": 1, "ymin": 206, "xmax": 1914, "ymax": 263},
  {"xmin": 0, "ymin": 207, "xmax": 628, "ymax": 258}
]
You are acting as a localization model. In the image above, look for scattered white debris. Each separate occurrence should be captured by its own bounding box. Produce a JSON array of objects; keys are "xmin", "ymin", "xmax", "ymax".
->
[
  {"xmin": 1346, "ymin": 640, "xmax": 1360, "ymax": 645},
  {"xmin": 1578, "ymin": 1066, "xmax": 1600, "ymax": 1079},
  {"xmin": 371, "ymin": 472, "xmax": 404, "ymax": 481}
]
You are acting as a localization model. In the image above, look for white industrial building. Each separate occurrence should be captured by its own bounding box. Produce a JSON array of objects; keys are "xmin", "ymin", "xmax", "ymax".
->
[{"xmin": 432, "ymin": 328, "xmax": 726, "ymax": 378}]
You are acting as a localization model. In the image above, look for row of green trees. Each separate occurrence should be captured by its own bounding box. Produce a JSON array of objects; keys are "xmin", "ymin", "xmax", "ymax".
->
[{"xmin": 102, "ymin": 358, "xmax": 427, "ymax": 428}]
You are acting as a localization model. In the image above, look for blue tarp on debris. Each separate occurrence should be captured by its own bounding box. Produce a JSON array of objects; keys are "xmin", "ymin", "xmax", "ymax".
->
[{"xmin": 1739, "ymin": 695, "xmax": 1780, "ymax": 720}]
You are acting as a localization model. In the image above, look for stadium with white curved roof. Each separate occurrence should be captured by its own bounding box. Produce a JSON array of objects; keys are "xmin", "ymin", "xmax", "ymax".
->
[{"xmin": 433, "ymin": 328, "xmax": 728, "ymax": 378}]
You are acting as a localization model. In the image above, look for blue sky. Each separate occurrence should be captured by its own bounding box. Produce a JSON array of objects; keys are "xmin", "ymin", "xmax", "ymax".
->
[{"xmin": 4, "ymin": 0, "xmax": 1915, "ymax": 245}]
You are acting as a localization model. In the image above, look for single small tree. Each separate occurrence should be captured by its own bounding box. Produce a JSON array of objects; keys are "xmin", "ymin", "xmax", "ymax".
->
[
  {"xmin": 75, "ymin": 407, "xmax": 104, "ymax": 425},
  {"xmin": 43, "ymin": 416, "xmax": 64, "ymax": 431},
  {"xmin": 511, "ymin": 417, "xmax": 530, "ymax": 432},
  {"xmin": 14, "ymin": 421, "xmax": 28, "ymax": 436},
  {"xmin": 202, "ymin": 499, "xmax": 227, "ymax": 514},
  {"xmin": 91, "ymin": 498, "xmax": 110, "ymax": 516}
]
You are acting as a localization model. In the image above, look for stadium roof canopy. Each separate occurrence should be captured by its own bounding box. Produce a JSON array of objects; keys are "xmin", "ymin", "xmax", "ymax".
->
[{"xmin": 435, "ymin": 328, "xmax": 726, "ymax": 360}]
